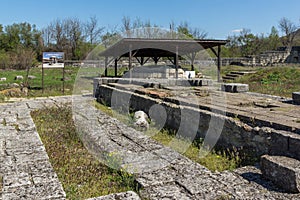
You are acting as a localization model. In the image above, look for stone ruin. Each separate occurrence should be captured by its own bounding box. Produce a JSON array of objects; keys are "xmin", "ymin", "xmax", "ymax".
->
[{"xmin": 94, "ymin": 76, "xmax": 300, "ymax": 198}]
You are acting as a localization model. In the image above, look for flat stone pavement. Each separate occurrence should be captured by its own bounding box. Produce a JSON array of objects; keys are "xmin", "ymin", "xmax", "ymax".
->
[{"xmin": 1, "ymin": 95, "xmax": 300, "ymax": 199}]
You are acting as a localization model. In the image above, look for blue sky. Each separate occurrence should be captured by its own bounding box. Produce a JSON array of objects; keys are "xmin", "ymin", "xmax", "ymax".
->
[{"xmin": 1, "ymin": 0, "xmax": 299, "ymax": 39}]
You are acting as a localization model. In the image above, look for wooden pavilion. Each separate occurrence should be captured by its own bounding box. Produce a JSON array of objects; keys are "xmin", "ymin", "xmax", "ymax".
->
[{"xmin": 99, "ymin": 38, "xmax": 228, "ymax": 81}]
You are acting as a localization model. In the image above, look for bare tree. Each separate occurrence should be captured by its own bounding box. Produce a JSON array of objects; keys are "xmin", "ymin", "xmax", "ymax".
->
[
  {"xmin": 42, "ymin": 27, "xmax": 52, "ymax": 48},
  {"xmin": 121, "ymin": 16, "xmax": 132, "ymax": 37},
  {"xmin": 64, "ymin": 17, "xmax": 83, "ymax": 59},
  {"xmin": 190, "ymin": 27, "xmax": 207, "ymax": 39},
  {"xmin": 49, "ymin": 19, "xmax": 64, "ymax": 51},
  {"xmin": 169, "ymin": 21, "xmax": 176, "ymax": 38},
  {"xmin": 85, "ymin": 16, "xmax": 104, "ymax": 45},
  {"xmin": 278, "ymin": 17, "xmax": 298, "ymax": 51}
]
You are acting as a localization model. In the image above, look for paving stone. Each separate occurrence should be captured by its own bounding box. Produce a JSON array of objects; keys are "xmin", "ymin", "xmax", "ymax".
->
[
  {"xmin": 0, "ymin": 101, "xmax": 66, "ymax": 199},
  {"xmin": 136, "ymin": 167, "xmax": 177, "ymax": 188},
  {"xmin": 140, "ymin": 182, "xmax": 193, "ymax": 200},
  {"xmin": 87, "ymin": 191, "xmax": 141, "ymax": 200}
]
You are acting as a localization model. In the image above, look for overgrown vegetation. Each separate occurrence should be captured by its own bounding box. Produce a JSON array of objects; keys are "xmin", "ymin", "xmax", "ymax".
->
[
  {"xmin": 231, "ymin": 65, "xmax": 300, "ymax": 97},
  {"xmin": 94, "ymin": 101, "xmax": 248, "ymax": 172},
  {"xmin": 31, "ymin": 105, "xmax": 138, "ymax": 200}
]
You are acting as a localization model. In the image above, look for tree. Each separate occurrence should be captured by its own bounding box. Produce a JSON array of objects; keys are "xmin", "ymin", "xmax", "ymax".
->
[
  {"xmin": 85, "ymin": 16, "xmax": 104, "ymax": 45},
  {"xmin": 267, "ymin": 26, "xmax": 280, "ymax": 50},
  {"xmin": 64, "ymin": 17, "xmax": 84, "ymax": 59},
  {"xmin": 176, "ymin": 21, "xmax": 207, "ymax": 39},
  {"xmin": 177, "ymin": 21, "xmax": 193, "ymax": 38},
  {"xmin": 278, "ymin": 17, "xmax": 298, "ymax": 51},
  {"xmin": 49, "ymin": 19, "xmax": 64, "ymax": 51},
  {"xmin": 121, "ymin": 16, "xmax": 132, "ymax": 37}
]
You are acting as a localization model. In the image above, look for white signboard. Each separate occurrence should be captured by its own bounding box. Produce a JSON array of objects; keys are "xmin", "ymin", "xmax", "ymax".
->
[{"xmin": 43, "ymin": 52, "xmax": 64, "ymax": 68}]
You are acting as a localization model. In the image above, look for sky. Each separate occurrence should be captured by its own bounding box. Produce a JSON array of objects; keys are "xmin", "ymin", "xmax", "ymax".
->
[{"xmin": 1, "ymin": 0, "xmax": 300, "ymax": 39}]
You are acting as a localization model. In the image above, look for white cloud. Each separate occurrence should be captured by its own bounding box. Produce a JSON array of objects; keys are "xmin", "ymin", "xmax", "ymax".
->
[{"xmin": 231, "ymin": 29, "xmax": 243, "ymax": 33}]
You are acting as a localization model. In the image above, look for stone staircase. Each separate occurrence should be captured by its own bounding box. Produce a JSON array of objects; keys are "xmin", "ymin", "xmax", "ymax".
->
[{"xmin": 222, "ymin": 71, "xmax": 256, "ymax": 82}]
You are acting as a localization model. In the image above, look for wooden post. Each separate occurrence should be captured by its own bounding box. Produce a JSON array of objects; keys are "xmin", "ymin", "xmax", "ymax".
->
[
  {"xmin": 209, "ymin": 46, "xmax": 222, "ymax": 82},
  {"xmin": 191, "ymin": 52, "xmax": 196, "ymax": 71},
  {"xmin": 104, "ymin": 57, "xmax": 108, "ymax": 77},
  {"xmin": 129, "ymin": 45, "xmax": 132, "ymax": 80},
  {"xmin": 175, "ymin": 46, "xmax": 179, "ymax": 79},
  {"xmin": 42, "ymin": 66, "xmax": 44, "ymax": 94},
  {"xmin": 217, "ymin": 45, "xmax": 221, "ymax": 82},
  {"xmin": 114, "ymin": 58, "xmax": 118, "ymax": 77},
  {"xmin": 62, "ymin": 67, "xmax": 65, "ymax": 94}
]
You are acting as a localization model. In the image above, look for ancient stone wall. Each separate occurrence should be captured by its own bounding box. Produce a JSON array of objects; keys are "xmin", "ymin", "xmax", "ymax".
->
[{"xmin": 94, "ymin": 83, "xmax": 300, "ymax": 158}]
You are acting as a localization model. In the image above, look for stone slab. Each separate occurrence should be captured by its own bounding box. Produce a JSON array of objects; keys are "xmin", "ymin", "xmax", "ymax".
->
[
  {"xmin": 261, "ymin": 155, "xmax": 300, "ymax": 193},
  {"xmin": 293, "ymin": 92, "xmax": 300, "ymax": 105},
  {"xmin": 221, "ymin": 83, "xmax": 249, "ymax": 93}
]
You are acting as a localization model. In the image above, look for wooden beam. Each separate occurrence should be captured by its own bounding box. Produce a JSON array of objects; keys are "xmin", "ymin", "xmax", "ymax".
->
[
  {"xmin": 152, "ymin": 57, "xmax": 161, "ymax": 65},
  {"xmin": 114, "ymin": 58, "xmax": 118, "ymax": 77},
  {"xmin": 143, "ymin": 57, "xmax": 151, "ymax": 65},
  {"xmin": 167, "ymin": 57, "xmax": 175, "ymax": 65}
]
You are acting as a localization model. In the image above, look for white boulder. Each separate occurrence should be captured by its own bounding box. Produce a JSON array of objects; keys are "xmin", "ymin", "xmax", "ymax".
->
[{"xmin": 133, "ymin": 111, "xmax": 149, "ymax": 131}]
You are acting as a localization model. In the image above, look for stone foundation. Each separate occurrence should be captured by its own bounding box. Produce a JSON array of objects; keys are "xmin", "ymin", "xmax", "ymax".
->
[{"xmin": 94, "ymin": 81, "xmax": 300, "ymax": 158}]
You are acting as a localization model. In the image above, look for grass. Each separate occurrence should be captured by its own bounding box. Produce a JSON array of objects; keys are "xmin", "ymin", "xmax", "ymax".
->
[
  {"xmin": 151, "ymin": 129, "xmax": 243, "ymax": 172},
  {"xmin": 31, "ymin": 105, "xmax": 138, "ymax": 200},
  {"xmin": 220, "ymin": 65, "xmax": 260, "ymax": 76},
  {"xmin": 94, "ymin": 101, "xmax": 245, "ymax": 172},
  {"xmin": 0, "ymin": 65, "xmax": 128, "ymax": 98},
  {"xmin": 231, "ymin": 65, "xmax": 300, "ymax": 97},
  {"xmin": 0, "ymin": 66, "xmax": 79, "ymax": 97}
]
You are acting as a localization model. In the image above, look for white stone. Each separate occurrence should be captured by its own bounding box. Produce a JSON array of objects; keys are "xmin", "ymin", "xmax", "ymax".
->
[
  {"xmin": 133, "ymin": 111, "xmax": 149, "ymax": 131},
  {"xmin": 14, "ymin": 75, "xmax": 23, "ymax": 80}
]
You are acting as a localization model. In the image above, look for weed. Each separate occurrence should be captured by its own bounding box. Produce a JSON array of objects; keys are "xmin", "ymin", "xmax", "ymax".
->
[
  {"xmin": 0, "ymin": 175, "xmax": 2, "ymax": 192},
  {"xmin": 95, "ymin": 101, "xmax": 246, "ymax": 172},
  {"xmin": 31, "ymin": 105, "xmax": 138, "ymax": 199},
  {"xmin": 13, "ymin": 123, "xmax": 20, "ymax": 131},
  {"xmin": 1, "ymin": 118, "xmax": 6, "ymax": 126}
]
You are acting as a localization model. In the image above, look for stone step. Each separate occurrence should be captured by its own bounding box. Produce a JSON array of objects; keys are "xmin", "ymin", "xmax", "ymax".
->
[
  {"xmin": 222, "ymin": 76, "xmax": 235, "ymax": 80},
  {"xmin": 226, "ymin": 73, "xmax": 240, "ymax": 78}
]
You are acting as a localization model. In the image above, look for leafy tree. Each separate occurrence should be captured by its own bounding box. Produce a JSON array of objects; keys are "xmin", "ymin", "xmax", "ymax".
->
[{"xmin": 267, "ymin": 26, "xmax": 280, "ymax": 50}]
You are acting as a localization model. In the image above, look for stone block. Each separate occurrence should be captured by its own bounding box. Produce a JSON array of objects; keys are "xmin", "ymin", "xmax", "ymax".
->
[
  {"xmin": 261, "ymin": 155, "xmax": 300, "ymax": 193},
  {"xmin": 269, "ymin": 130, "xmax": 289, "ymax": 155},
  {"xmin": 293, "ymin": 92, "xmax": 300, "ymax": 105},
  {"xmin": 221, "ymin": 83, "xmax": 249, "ymax": 93}
]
